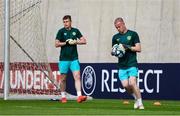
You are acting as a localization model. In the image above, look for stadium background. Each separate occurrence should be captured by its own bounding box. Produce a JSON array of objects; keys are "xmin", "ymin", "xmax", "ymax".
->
[
  {"xmin": 0, "ymin": 0, "xmax": 180, "ymax": 63},
  {"xmin": 0, "ymin": 0, "xmax": 180, "ymax": 100},
  {"xmin": 43, "ymin": 0, "xmax": 180, "ymax": 63}
]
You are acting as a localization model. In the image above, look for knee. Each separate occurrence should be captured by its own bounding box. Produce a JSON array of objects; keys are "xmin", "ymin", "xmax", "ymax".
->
[
  {"xmin": 74, "ymin": 74, "xmax": 80, "ymax": 80},
  {"xmin": 122, "ymin": 84, "xmax": 129, "ymax": 89},
  {"xmin": 129, "ymin": 81, "xmax": 136, "ymax": 88}
]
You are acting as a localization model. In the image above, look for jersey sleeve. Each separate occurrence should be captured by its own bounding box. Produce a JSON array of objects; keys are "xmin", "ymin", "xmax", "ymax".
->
[
  {"xmin": 56, "ymin": 29, "xmax": 63, "ymax": 41},
  {"xmin": 76, "ymin": 29, "xmax": 83, "ymax": 39},
  {"xmin": 133, "ymin": 31, "xmax": 140, "ymax": 44},
  {"xmin": 112, "ymin": 35, "xmax": 118, "ymax": 47}
]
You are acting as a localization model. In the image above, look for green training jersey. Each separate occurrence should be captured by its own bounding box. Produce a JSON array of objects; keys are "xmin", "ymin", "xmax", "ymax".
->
[
  {"xmin": 56, "ymin": 27, "xmax": 82, "ymax": 61},
  {"xmin": 112, "ymin": 30, "xmax": 140, "ymax": 69}
]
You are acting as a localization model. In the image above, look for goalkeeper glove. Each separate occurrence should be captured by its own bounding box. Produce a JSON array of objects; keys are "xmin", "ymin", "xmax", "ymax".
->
[
  {"xmin": 66, "ymin": 39, "xmax": 77, "ymax": 45},
  {"xmin": 122, "ymin": 44, "xmax": 132, "ymax": 50},
  {"xmin": 111, "ymin": 44, "xmax": 118, "ymax": 56},
  {"xmin": 111, "ymin": 51, "xmax": 115, "ymax": 56}
]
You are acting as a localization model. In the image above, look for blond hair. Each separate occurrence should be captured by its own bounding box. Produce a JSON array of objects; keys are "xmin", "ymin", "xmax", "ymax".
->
[{"xmin": 114, "ymin": 17, "xmax": 124, "ymax": 24}]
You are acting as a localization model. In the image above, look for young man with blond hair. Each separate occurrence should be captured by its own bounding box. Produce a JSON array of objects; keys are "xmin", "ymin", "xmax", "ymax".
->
[{"xmin": 112, "ymin": 17, "xmax": 144, "ymax": 109}]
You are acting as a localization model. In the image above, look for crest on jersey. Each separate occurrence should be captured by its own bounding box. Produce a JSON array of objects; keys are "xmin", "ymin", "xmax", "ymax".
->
[
  {"xmin": 81, "ymin": 66, "xmax": 96, "ymax": 96},
  {"xmin": 72, "ymin": 32, "xmax": 76, "ymax": 36},
  {"xmin": 127, "ymin": 36, "xmax": 131, "ymax": 41}
]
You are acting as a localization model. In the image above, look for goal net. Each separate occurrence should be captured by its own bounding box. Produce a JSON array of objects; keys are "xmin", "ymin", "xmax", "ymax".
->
[{"xmin": 0, "ymin": 0, "xmax": 76, "ymax": 100}]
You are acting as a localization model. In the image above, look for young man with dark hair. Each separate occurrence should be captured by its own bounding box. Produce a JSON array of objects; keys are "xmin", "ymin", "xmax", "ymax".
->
[{"xmin": 55, "ymin": 15, "xmax": 87, "ymax": 103}]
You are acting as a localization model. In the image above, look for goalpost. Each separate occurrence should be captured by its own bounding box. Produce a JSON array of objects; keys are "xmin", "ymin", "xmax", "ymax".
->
[
  {"xmin": 3, "ymin": 0, "xmax": 10, "ymax": 100},
  {"xmin": 0, "ymin": 0, "xmax": 77, "ymax": 100}
]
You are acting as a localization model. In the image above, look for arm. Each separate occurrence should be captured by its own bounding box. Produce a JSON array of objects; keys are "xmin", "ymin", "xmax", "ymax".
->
[
  {"xmin": 55, "ymin": 29, "xmax": 66, "ymax": 47},
  {"xmin": 122, "ymin": 43, "xmax": 141, "ymax": 52},
  {"xmin": 130, "ymin": 43, "xmax": 141, "ymax": 52},
  {"xmin": 55, "ymin": 39, "xmax": 66, "ymax": 48},
  {"xmin": 77, "ymin": 36, "xmax": 87, "ymax": 45},
  {"xmin": 131, "ymin": 31, "xmax": 141, "ymax": 52}
]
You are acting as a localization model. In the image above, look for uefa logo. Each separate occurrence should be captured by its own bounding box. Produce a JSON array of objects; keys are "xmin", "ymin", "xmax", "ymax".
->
[{"xmin": 81, "ymin": 66, "xmax": 96, "ymax": 96}]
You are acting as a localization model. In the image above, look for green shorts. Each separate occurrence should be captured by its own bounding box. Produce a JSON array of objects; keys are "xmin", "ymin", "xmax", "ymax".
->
[
  {"xmin": 118, "ymin": 67, "xmax": 138, "ymax": 81},
  {"xmin": 58, "ymin": 60, "xmax": 80, "ymax": 74}
]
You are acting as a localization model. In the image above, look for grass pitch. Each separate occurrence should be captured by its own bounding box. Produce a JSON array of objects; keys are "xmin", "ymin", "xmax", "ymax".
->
[{"xmin": 0, "ymin": 99, "xmax": 180, "ymax": 115}]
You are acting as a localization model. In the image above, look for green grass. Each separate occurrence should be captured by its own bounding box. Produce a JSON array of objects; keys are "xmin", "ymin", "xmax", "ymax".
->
[{"xmin": 0, "ymin": 99, "xmax": 180, "ymax": 115}]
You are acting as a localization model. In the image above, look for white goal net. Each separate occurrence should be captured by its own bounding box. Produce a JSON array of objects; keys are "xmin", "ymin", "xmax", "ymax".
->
[{"xmin": 0, "ymin": 0, "xmax": 76, "ymax": 100}]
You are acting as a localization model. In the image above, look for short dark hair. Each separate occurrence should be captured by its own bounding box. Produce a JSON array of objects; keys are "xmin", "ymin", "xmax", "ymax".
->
[{"xmin": 63, "ymin": 15, "xmax": 71, "ymax": 21}]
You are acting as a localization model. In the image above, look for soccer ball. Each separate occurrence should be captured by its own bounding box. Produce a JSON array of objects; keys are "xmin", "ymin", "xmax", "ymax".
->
[{"xmin": 111, "ymin": 44, "xmax": 125, "ymax": 58}]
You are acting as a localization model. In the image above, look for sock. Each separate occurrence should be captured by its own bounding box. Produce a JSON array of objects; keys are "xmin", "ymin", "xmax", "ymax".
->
[
  {"xmin": 61, "ymin": 92, "xmax": 66, "ymax": 98},
  {"xmin": 77, "ymin": 91, "xmax": 82, "ymax": 97},
  {"xmin": 137, "ymin": 98, "xmax": 143, "ymax": 106},
  {"xmin": 131, "ymin": 93, "xmax": 137, "ymax": 100}
]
